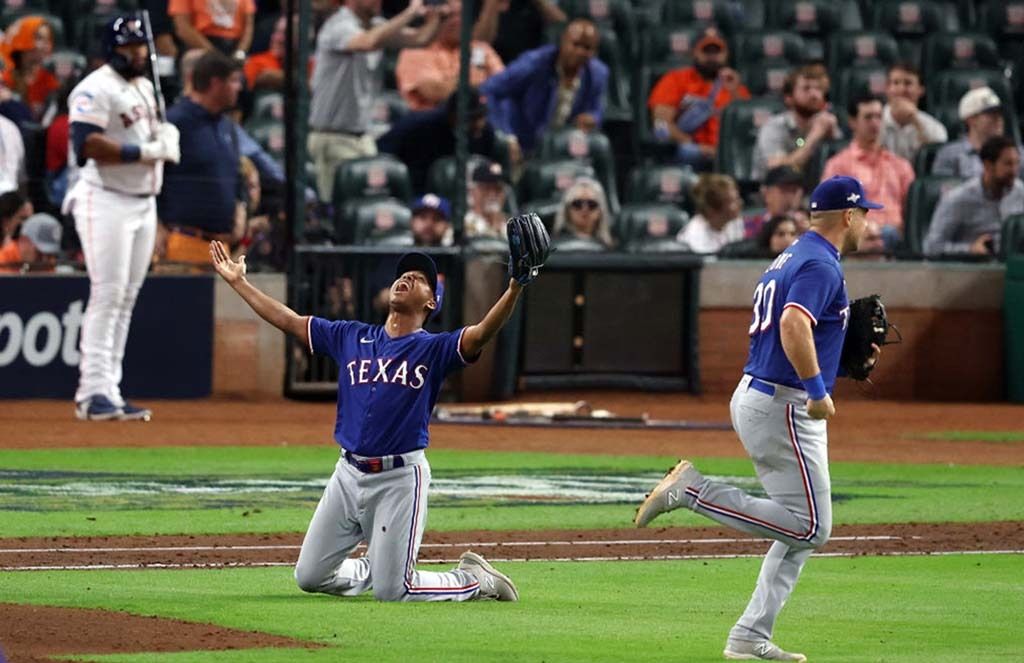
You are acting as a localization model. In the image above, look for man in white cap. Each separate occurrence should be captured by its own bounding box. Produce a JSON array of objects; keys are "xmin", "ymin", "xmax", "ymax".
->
[
  {"xmin": 932, "ymin": 86, "xmax": 1020, "ymax": 179},
  {"xmin": 0, "ymin": 212, "xmax": 62, "ymax": 273}
]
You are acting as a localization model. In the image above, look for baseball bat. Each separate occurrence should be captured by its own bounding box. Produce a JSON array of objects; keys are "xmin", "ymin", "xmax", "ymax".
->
[{"xmin": 140, "ymin": 9, "xmax": 166, "ymax": 121}]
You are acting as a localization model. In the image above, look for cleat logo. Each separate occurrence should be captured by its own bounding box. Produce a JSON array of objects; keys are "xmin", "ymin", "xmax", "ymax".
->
[{"xmin": 667, "ymin": 489, "xmax": 680, "ymax": 505}]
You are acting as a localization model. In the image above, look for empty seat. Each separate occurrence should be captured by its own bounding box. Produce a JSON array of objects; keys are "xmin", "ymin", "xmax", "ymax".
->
[
  {"xmin": 740, "ymin": 58, "xmax": 795, "ymax": 97},
  {"xmin": 1002, "ymin": 213, "xmax": 1024, "ymax": 258},
  {"xmin": 251, "ymin": 91, "xmax": 284, "ymax": 122},
  {"xmin": 642, "ymin": 23, "xmax": 705, "ymax": 71},
  {"xmin": 833, "ymin": 65, "xmax": 889, "ymax": 119},
  {"xmin": 980, "ymin": 1, "xmax": 1024, "ymax": 62},
  {"xmin": 663, "ymin": 0, "xmax": 743, "ymax": 35},
  {"xmin": 616, "ymin": 203, "xmax": 689, "ymax": 245},
  {"xmin": 913, "ymin": 141, "xmax": 947, "ymax": 176},
  {"xmin": 560, "ymin": 0, "xmax": 638, "ymax": 63},
  {"xmin": 733, "ymin": 30, "xmax": 807, "ymax": 67},
  {"xmin": 772, "ymin": 0, "xmax": 862, "ymax": 36},
  {"xmin": 922, "ymin": 33, "xmax": 1001, "ymax": 75},
  {"xmin": 826, "ymin": 31, "xmax": 900, "ymax": 73},
  {"xmin": 518, "ymin": 159, "xmax": 596, "ymax": 207},
  {"xmin": 903, "ymin": 175, "xmax": 966, "ymax": 254},
  {"xmin": 332, "ymin": 155, "xmax": 413, "ymax": 211},
  {"xmin": 625, "ymin": 164, "xmax": 694, "ymax": 207},
  {"xmin": 540, "ymin": 128, "xmax": 619, "ymax": 212},
  {"xmin": 342, "ymin": 197, "xmax": 412, "ymax": 245},
  {"xmin": 716, "ymin": 97, "xmax": 786, "ymax": 186}
]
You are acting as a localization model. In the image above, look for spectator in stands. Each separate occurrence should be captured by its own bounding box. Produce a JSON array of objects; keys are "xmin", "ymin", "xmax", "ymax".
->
[
  {"xmin": 181, "ymin": 48, "xmax": 286, "ymax": 193},
  {"xmin": 743, "ymin": 165, "xmax": 803, "ymax": 239},
  {"xmin": 464, "ymin": 160, "xmax": 508, "ymax": 238},
  {"xmin": 752, "ymin": 65, "xmax": 841, "ymax": 191},
  {"xmin": 821, "ymin": 94, "xmax": 915, "ymax": 246},
  {"xmin": 924, "ymin": 135, "xmax": 1024, "ymax": 258},
  {"xmin": 882, "ymin": 62, "xmax": 947, "ymax": 162},
  {"xmin": 157, "ymin": 51, "xmax": 245, "ymax": 266},
  {"xmin": 932, "ymin": 87, "xmax": 1019, "ymax": 179},
  {"xmin": 377, "ymin": 89, "xmax": 501, "ymax": 192},
  {"xmin": 552, "ymin": 176, "xmax": 614, "ymax": 248},
  {"xmin": 396, "ymin": 0, "xmax": 504, "ymax": 111},
  {"xmin": 0, "ymin": 112, "xmax": 25, "ymax": 194},
  {"xmin": 677, "ymin": 173, "xmax": 744, "ymax": 253},
  {"xmin": 169, "ymin": 0, "xmax": 257, "ymax": 59},
  {"xmin": 0, "ymin": 190, "xmax": 32, "ymax": 242},
  {"xmin": 474, "ymin": 0, "xmax": 567, "ymax": 64},
  {"xmin": 0, "ymin": 76, "xmax": 33, "ymax": 126},
  {"xmin": 647, "ymin": 27, "xmax": 750, "ymax": 172},
  {"xmin": 480, "ymin": 18, "xmax": 607, "ymax": 154},
  {"xmin": 0, "ymin": 15, "xmax": 58, "ymax": 120},
  {"xmin": 0, "ymin": 212, "xmax": 61, "ymax": 273},
  {"xmin": 721, "ymin": 214, "xmax": 800, "ymax": 259},
  {"xmin": 244, "ymin": 15, "xmax": 287, "ymax": 91},
  {"xmin": 308, "ymin": 0, "xmax": 444, "ymax": 204}
]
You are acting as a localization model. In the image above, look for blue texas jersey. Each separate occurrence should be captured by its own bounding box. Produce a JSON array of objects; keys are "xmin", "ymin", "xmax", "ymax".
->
[
  {"xmin": 307, "ymin": 318, "xmax": 473, "ymax": 456},
  {"xmin": 742, "ymin": 230, "xmax": 850, "ymax": 392}
]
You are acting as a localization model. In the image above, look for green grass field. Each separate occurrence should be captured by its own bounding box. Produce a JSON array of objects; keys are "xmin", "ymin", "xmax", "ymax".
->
[{"xmin": 1, "ymin": 443, "xmax": 1022, "ymax": 661}]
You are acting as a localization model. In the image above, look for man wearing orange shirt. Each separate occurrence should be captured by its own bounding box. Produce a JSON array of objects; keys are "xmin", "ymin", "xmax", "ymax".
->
[
  {"xmin": 647, "ymin": 27, "xmax": 749, "ymax": 172},
  {"xmin": 169, "ymin": 0, "xmax": 256, "ymax": 58},
  {"xmin": 395, "ymin": 0, "xmax": 504, "ymax": 111},
  {"xmin": 821, "ymin": 93, "xmax": 915, "ymax": 248},
  {"xmin": 244, "ymin": 15, "xmax": 286, "ymax": 90}
]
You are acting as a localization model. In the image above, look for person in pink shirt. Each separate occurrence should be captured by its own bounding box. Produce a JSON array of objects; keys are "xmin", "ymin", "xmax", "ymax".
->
[
  {"xmin": 395, "ymin": 0, "xmax": 504, "ymax": 111},
  {"xmin": 821, "ymin": 93, "xmax": 914, "ymax": 248}
]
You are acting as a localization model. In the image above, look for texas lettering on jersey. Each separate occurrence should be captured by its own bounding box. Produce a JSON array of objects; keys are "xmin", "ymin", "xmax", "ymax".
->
[{"xmin": 346, "ymin": 358, "xmax": 428, "ymax": 389}]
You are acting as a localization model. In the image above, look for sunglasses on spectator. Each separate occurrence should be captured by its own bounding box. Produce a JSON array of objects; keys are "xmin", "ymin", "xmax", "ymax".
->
[{"xmin": 569, "ymin": 199, "xmax": 599, "ymax": 211}]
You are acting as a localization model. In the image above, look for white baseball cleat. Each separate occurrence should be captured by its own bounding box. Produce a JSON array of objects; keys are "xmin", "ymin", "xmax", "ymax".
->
[
  {"xmin": 723, "ymin": 640, "xmax": 807, "ymax": 661},
  {"xmin": 634, "ymin": 459, "xmax": 701, "ymax": 528},
  {"xmin": 458, "ymin": 551, "xmax": 519, "ymax": 601}
]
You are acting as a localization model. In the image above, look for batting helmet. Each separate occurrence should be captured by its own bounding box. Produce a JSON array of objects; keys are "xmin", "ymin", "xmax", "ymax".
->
[{"xmin": 104, "ymin": 14, "xmax": 148, "ymax": 77}]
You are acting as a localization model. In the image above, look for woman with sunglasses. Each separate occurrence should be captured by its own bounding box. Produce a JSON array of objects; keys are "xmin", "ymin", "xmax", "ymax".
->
[{"xmin": 552, "ymin": 176, "xmax": 615, "ymax": 249}]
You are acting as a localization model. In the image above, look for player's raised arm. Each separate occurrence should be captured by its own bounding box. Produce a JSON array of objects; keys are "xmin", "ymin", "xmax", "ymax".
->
[
  {"xmin": 209, "ymin": 240, "xmax": 309, "ymax": 346},
  {"xmin": 460, "ymin": 213, "xmax": 551, "ymax": 358}
]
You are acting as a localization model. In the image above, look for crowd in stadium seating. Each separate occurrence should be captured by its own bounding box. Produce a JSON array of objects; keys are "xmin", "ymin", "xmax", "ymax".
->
[{"xmin": 3, "ymin": 0, "xmax": 1024, "ymax": 274}]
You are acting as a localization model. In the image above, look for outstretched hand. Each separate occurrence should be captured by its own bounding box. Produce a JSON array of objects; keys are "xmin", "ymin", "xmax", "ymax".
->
[{"xmin": 210, "ymin": 240, "xmax": 246, "ymax": 285}]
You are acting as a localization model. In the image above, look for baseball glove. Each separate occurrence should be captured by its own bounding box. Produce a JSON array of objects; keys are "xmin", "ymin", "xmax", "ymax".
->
[
  {"xmin": 507, "ymin": 213, "xmax": 551, "ymax": 286},
  {"xmin": 840, "ymin": 294, "xmax": 896, "ymax": 380}
]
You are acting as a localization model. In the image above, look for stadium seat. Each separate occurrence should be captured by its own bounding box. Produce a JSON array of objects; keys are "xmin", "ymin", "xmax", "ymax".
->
[
  {"xmin": 740, "ymin": 58, "xmax": 795, "ymax": 98},
  {"xmin": 771, "ymin": 0, "xmax": 863, "ymax": 36},
  {"xmin": 366, "ymin": 232, "xmax": 415, "ymax": 248},
  {"xmin": 550, "ymin": 236, "xmax": 609, "ymax": 252},
  {"xmin": 641, "ymin": 23, "xmax": 705, "ymax": 71},
  {"xmin": 44, "ymin": 49, "xmax": 87, "ymax": 86},
  {"xmin": 926, "ymin": 70, "xmax": 1020, "ymax": 143},
  {"xmin": 245, "ymin": 118, "xmax": 285, "ymax": 162},
  {"xmin": 251, "ymin": 92, "xmax": 285, "ymax": 122},
  {"xmin": 522, "ymin": 196, "xmax": 562, "ymax": 231},
  {"xmin": 913, "ymin": 141, "xmax": 947, "ymax": 176},
  {"xmin": 425, "ymin": 154, "xmax": 496, "ymax": 199},
  {"xmin": 979, "ymin": 1, "xmax": 1024, "ymax": 62},
  {"xmin": 19, "ymin": 121, "xmax": 47, "ymax": 206},
  {"xmin": 733, "ymin": 30, "xmax": 807, "ymax": 67},
  {"xmin": 870, "ymin": 0, "xmax": 960, "ymax": 67},
  {"xmin": 903, "ymin": 175, "xmax": 966, "ymax": 254},
  {"xmin": 595, "ymin": 27, "xmax": 632, "ymax": 121},
  {"xmin": 623, "ymin": 236, "xmax": 692, "ymax": 253},
  {"xmin": 922, "ymin": 33, "xmax": 1001, "ymax": 75},
  {"xmin": 826, "ymin": 31, "xmax": 900, "ymax": 73},
  {"xmin": 615, "ymin": 203, "xmax": 689, "ymax": 245},
  {"xmin": 559, "ymin": 0, "xmax": 638, "ymax": 63},
  {"xmin": 341, "ymin": 197, "xmax": 412, "ymax": 245},
  {"xmin": 1001, "ymin": 213, "xmax": 1024, "ymax": 258},
  {"xmin": 833, "ymin": 65, "xmax": 889, "ymax": 118},
  {"xmin": 663, "ymin": 0, "xmax": 743, "ymax": 35},
  {"xmin": 518, "ymin": 159, "xmax": 596, "ymax": 208},
  {"xmin": 367, "ymin": 90, "xmax": 409, "ymax": 138},
  {"xmin": 625, "ymin": 164, "xmax": 694, "ymax": 207},
  {"xmin": 716, "ymin": 97, "xmax": 786, "ymax": 187},
  {"xmin": 381, "ymin": 49, "xmax": 399, "ymax": 90},
  {"xmin": 540, "ymin": 128, "xmax": 619, "ymax": 213},
  {"xmin": 332, "ymin": 155, "xmax": 413, "ymax": 212}
]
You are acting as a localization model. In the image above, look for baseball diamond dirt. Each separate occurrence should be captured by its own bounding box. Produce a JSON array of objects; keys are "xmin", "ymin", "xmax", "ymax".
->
[{"xmin": 1, "ymin": 394, "xmax": 1022, "ymax": 662}]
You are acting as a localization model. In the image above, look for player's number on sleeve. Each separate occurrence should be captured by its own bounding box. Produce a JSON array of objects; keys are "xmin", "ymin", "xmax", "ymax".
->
[{"xmin": 748, "ymin": 279, "xmax": 777, "ymax": 336}]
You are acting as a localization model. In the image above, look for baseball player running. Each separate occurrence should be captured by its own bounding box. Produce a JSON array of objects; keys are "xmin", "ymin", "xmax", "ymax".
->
[
  {"xmin": 66, "ymin": 15, "xmax": 180, "ymax": 421},
  {"xmin": 211, "ymin": 213, "xmax": 549, "ymax": 601},
  {"xmin": 635, "ymin": 176, "xmax": 883, "ymax": 661}
]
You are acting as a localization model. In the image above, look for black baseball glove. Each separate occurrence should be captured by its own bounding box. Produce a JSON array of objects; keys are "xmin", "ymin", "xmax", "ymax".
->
[
  {"xmin": 840, "ymin": 294, "xmax": 896, "ymax": 380},
  {"xmin": 507, "ymin": 213, "xmax": 551, "ymax": 286}
]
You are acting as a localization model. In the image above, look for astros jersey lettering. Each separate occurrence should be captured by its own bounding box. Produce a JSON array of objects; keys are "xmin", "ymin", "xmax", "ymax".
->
[
  {"xmin": 307, "ymin": 317, "xmax": 472, "ymax": 455},
  {"xmin": 743, "ymin": 230, "xmax": 850, "ymax": 392},
  {"xmin": 68, "ymin": 64, "xmax": 162, "ymax": 195}
]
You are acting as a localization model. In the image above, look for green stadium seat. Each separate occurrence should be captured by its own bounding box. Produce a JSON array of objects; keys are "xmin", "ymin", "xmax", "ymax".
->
[
  {"xmin": 625, "ymin": 164, "xmax": 693, "ymax": 207},
  {"xmin": 663, "ymin": 0, "xmax": 743, "ymax": 35},
  {"xmin": 425, "ymin": 154, "xmax": 496, "ymax": 199},
  {"xmin": 539, "ymin": 128, "xmax": 619, "ymax": 213},
  {"xmin": 740, "ymin": 58, "xmax": 795, "ymax": 98},
  {"xmin": 913, "ymin": 141, "xmax": 947, "ymax": 176},
  {"xmin": 733, "ymin": 30, "xmax": 807, "ymax": 67},
  {"xmin": 771, "ymin": 0, "xmax": 863, "ymax": 36},
  {"xmin": 926, "ymin": 69, "xmax": 1015, "ymax": 114},
  {"xmin": 716, "ymin": 97, "xmax": 786, "ymax": 187},
  {"xmin": 368, "ymin": 90, "xmax": 409, "ymax": 137},
  {"xmin": 615, "ymin": 203, "xmax": 689, "ymax": 245},
  {"xmin": 567, "ymin": 0, "xmax": 639, "ymax": 60},
  {"xmin": 833, "ymin": 65, "xmax": 889, "ymax": 118},
  {"xmin": 332, "ymin": 155, "xmax": 413, "ymax": 212},
  {"xmin": 623, "ymin": 236, "xmax": 693, "ymax": 253},
  {"xmin": 903, "ymin": 175, "xmax": 965, "ymax": 254},
  {"xmin": 922, "ymin": 33, "xmax": 1001, "ymax": 76},
  {"xmin": 251, "ymin": 92, "xmax": 284, "ymax": 122},
  {"xmin": 518, "ymin": 159, "xmax": 596, "ymax": 208},
  {"xmin": 521, "ymin": 196, "xmax": 562, "ymax": 231},
  {"xmin": 342, "ymin": 197, "xmax": 412, "ymax": 245},
  {"xmin": 980, "ymin": 1, "xmax": 1024, "ymax": 60},
  {"xmin": 595, "ymin": 27, "xmax": 632, "ymax": 121},
  {"xmin": 870, "ymin": 0, "xmax": 959, "ymax": 34},
  {"xmin": 1001, "ymin": 213, "xmax": 1024, "ymax": 258},
  {"xmin": 245, "ymin": 118, "xmax": 285, "ymax": 162},
  {"xmin": 550, "ymin": 236, "xmax": 609, "ymax": 252},
  {"xmin": 642, "ymin": 23, "xmax": 705, "ymax": 70},
  {"xmin": 826, "ymin": 31, "xmax": 900, "ymax": 73}
]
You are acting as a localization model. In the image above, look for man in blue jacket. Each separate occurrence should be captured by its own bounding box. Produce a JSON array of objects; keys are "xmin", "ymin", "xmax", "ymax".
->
[{"xmin": 480, "ymin": 18, "xmax": 606, "ymax": 153}]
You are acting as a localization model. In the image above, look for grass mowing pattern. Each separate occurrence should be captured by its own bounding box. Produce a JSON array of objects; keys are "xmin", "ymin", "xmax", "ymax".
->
[
  {"xmin": 1, "ymin": 447, "xmax": 1023, "ymax": 536},
  {"xmin": 917, "ymin": 430, "xmax": 1024, "ymax": 443},
  {"xmin": 1, "ymin": 555, "xmax": 1021, "ymax": 662}
]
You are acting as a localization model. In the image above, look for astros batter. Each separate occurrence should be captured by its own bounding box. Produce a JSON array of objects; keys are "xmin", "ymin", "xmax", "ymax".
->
[
  {"xmin": 65, "ymin": 15, "xmax": 180, "ymax": 421},
  {"xmin": 635, "ymin": 176, "xmax": 883, "ymax": 661},
  {"xmin": 211, "ymin": 244, "xmax": 524, "ymax": 602}
]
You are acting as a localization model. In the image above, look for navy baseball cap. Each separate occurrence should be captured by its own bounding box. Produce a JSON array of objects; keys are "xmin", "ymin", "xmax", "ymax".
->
[
  {"xmin": 809, "ymin": 176, "xmax": 883, "ymax": 212},
  {"xmin": 411, "ymin": 193, "xmax": 451, "ymax": 221},
  {"xmin": 395, "ymin": 251, "xmax": 444, "ymax": 318}
]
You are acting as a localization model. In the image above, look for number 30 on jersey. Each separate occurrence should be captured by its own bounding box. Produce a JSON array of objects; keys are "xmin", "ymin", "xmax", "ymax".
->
[{"xmin": 748, "ymin": 279, "xmax": 777, "ymax": 336}]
